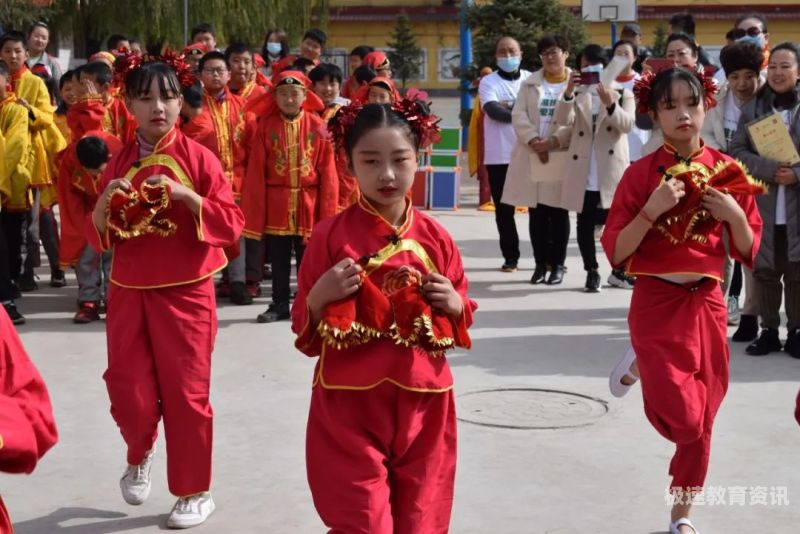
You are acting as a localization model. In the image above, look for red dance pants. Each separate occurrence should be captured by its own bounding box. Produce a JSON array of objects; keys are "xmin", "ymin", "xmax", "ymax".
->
[
  {"xmin": 629, "ymin": 276, "xmax": 728, "ymax": 491},
  {"xmin": 306, "ymin": 383, "xmax": 457, "ymax": 534},
  {"xmin": 104, "ymin": 278, "xmax": 216, "ymax": 496}
]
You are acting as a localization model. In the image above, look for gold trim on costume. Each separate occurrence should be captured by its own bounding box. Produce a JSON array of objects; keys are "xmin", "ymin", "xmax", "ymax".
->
[
  {"xmin": 110, "ymin": 260, "xmax": 227, "ymax": 289},
  {"xmin": 362, "ymin": 239, "xmax": 439, "ymax": 276},
  {"xmin": 122, "ymin": 154, "xmax": 196, "ymax": 191}
]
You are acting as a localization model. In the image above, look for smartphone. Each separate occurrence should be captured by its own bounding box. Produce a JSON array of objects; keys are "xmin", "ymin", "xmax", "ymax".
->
[
  {"xmin": 644, "ymin": 58, "xmax": 675, "ymax": 73},
  {"xmin": 580, "ymin": 71, "xmax": 600, "ymax": 85}
]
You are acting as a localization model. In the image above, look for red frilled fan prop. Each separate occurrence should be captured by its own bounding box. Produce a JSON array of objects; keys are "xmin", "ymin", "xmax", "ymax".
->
[
  {"xmin": 654, "ymin": 160, "xmax": 767, "ymax": 244},
  {"xmin": 106, "ymin": 181, "xmax": 176, "ymax": 240},
  {"xmin": 317, "ymin": 265, "xmax": 470, "ymax": 357}
]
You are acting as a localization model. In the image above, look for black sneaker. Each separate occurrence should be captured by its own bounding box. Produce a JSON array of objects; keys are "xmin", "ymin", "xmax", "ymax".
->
[
  {"xmin": 732, "ymin": 314, "xmax": 759, "ymax": 342},
  {"xmin": 784, "ymin": 329, "xmax": 800, "ymax": 359},
  {"xmin": 19, "ymin": 271, "xmax": 38, "ymax": 292},
  {"xmin": 585, "ymin": 270, "xmax": 601, "ymax": 293},
  {"xmin": 546, "ymin": 265, "xmax": 565, "ymax": 285},
  {"xmin": 50, "ymin": 270, "xmax": 67, "ymax": 288},
  {"xmin": 746, "ymin": 328, "xmax": 782, "ymax": 356},
  {"xmin": 256, "ymin": 302, "xmax": 290, "ymax": 323},
  {"xmin": 230, "ymin": 281, "xmax": 254, "ymax": 305},
  {"xmin": 530, "ymin": 264, "xmax": 548, "ymax": 284},
  {"xmin": 3, "ymin": 301, "xmax": 26, "ymax": 325}
]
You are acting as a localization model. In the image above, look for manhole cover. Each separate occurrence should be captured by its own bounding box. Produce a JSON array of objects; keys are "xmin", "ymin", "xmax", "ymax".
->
[{"xmin": 457, "ymin": 388, "xmax": 609, "ymax": 429}]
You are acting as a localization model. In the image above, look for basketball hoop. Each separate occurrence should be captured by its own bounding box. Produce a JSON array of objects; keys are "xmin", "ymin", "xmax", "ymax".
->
[{"xmin": 581, "ymin": 0, "xmax": 637, "ymax": 23}]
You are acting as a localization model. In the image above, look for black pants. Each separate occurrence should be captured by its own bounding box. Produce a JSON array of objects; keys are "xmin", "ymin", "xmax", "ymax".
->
[
  {"xmin": 1, "ymin": 211, "xmax": 25, "ymax": 288},
  {"xmin": 486, "ymin": 164, "xmax": 521, "ymax": 265},
  {"xmin": 730, "ymin": 261, "xmax": 743, "ymax": 298},
  {"xmin": 530, "ymin": 203, "xmax": 570, "ymax": 268},
  {"xmin": 576, "ymin": 191, "xmax": 608, "ymax": 271},
  {"xmin": 244, "ymin": 236, "xmax": 266, "ymax": 282},
  {"xmin": 755, "ymin": 225, "xmax": 800, "ymax": 330},
  {"xmin": 268, "ymin": 234, "xmax": 305, "ymax": 305},
  {"xmin": 0, "ymin": 214, "xmax": 20, "ymax": 301}
]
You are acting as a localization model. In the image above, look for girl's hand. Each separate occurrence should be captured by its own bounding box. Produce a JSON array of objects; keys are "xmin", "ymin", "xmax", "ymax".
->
[
  {"xmin": 597, "ymin": 82, "xmax": 614, "ymax": 107},
  {"xmin": 146, "ymin": 175, "xmax": 195, "ymax": 203},
  {"xmin": 101, "ymin": 178, "xmax": 133, "ymax": 198},
  {"xmin": 422, "ymin": 273, "xmax": 463, "ymax": 317},
  {"xmin": 564, "ymin": 71, "xmax": 582, "ymax": 99},
  {"xmin": 642, "ymin": 179, "xmax": 685, "ymax": 220},
  {"xmin": 93, "ymin": 178, "xmax": 132, "ymax": 232},
  {"xmin": 307, "ymin": 258, "xmax": 363, "ymax": 317},
  {"xmin": 774, "ymin": 165, "xmax": 798, "ymax": 186},
  {"xmin": 701, "ymin": 187, "xmax": 745, "ymax": 224}
]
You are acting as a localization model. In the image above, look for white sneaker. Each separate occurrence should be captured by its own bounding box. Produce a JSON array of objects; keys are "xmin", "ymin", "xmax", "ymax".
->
[
  {"xmin": 727, "ymin": 295, "xmax": 741, "ymax": 325},
  {"xmin": 166, "ymin": 492, "xmax": 215, "ymax": 529},
  {"xmin": 120, "ymin": 446, "xmax": 155, "ymax": 505},
  {"xmin": 607, "ymin": 271, "xmax": 634, "ymax": 289},
  {"xmin": 609, "ymin": 347, "xmax": 639, "ymax": 398}
]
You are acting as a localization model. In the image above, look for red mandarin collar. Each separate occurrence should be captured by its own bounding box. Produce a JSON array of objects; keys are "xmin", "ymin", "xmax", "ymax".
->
[{"xmin": 357, "ymin": 195, "xmax": 414, "ymax": 240}]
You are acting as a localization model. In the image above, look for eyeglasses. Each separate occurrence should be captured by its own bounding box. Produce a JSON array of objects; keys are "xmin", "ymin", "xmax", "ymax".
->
[
  {"xmin": 539, "ymin": 48, "xmax": 563, "ymax": 59},
  {"xmin": 202, "ymin": 68, "xmax": 227, "ymax": 76},
  {"xmin": 732, "ymin": 27, "xmax": 763, "ymax": 39}
]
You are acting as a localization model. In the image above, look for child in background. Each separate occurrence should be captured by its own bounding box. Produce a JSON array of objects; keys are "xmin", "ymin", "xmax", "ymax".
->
[{"xmin": 293, "ymin": 101, "xmax": 476, "ymax": 532}]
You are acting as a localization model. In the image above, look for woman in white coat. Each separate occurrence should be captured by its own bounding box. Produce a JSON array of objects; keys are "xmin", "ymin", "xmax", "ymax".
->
[
  {"xmin": 506, "ymin": 34, "xmax": 573, "ymax": 285},
  {"xmin": 553, "ymin": 44, "xmax": 635, "ymax": 292}
]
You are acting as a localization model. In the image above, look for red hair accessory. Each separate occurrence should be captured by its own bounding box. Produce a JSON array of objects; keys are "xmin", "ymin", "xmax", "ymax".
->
[
  {"xmin": 113, "ymin": 49, "xmax": 196, "ymax": 90},
  {"xmin": 244, "ymin": 70, "xmax": 323, "ymax": 117},
  {"xmin": 633, "ymin": 66, "xmax": 718, "ymax": 115},
  {"xmin": 363, "ymin": 51, "xmax": 390, "ymax": 71},
  {"xmin": 328, "ymin": 95, "xmax": 441, "ymax": 151},
  {"xmin": 353, "ymin": 76, "xmax": 401, "ymax": 105}
]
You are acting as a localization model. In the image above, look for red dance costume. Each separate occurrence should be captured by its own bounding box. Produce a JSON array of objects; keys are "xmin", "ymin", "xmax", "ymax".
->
[
  {"xmin": 0, "ymin": 309, "xmax": 58, "ymax": 532},
  {"xmin": 87, "ymin": 127, "xmax": 243, "ymax": 496},
  {"xmin": 602, "ymin": 143, "xmax": 763, "ymax": 491},
  {"xmin": 67, "ymin": 94, "xmax": 137, "ymax": 144},
  {"xmin": 293, "ymin": 197, "xmax": 476, "ymax": 533}
]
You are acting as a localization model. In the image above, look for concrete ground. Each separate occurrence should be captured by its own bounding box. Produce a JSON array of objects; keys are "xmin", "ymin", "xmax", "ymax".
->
[{"xmin": 3, "ymin": 168, "xmax": 800, "ymax": 532}]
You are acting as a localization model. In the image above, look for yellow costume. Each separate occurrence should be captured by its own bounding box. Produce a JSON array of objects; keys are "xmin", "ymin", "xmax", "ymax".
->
[{"xmin": 0, "ymin": 94, "xmax": 32, "ymax": 211}]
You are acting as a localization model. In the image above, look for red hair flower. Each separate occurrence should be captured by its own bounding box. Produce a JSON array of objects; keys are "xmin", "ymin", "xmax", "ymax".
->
[
  {"xmin": 633, "ymin": 66, "xmax": 718, "ymax": 115},
  {"xmin": 113, "ymin": 49, "xmax": 196, "ymax": 90}
]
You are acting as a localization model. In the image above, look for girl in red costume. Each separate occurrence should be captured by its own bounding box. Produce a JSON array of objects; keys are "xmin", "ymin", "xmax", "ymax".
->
[
  {"xmin": 88, "ymin": 53, "xmax": 243, "ymax": 529},
  {"xmin": 292, "ymin": 100, "xmax": 477, "ymax": 533},
  {"xmin": 601, "ymin": 67, "xmax": 764, "ymax": 534}
]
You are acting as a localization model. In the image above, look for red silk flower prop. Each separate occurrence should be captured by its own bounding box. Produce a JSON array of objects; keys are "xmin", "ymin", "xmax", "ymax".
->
[
  {"xmin": 329, "ymin": 97, "xmax": 441, "ymax": 151},
  {"xmin": 106, "ymin": 181, "xmax": 177, "ymax": 240},
  {"xmin": 634, "ymin": 66, "xmax": 718, "ymax": 115},
  {"xmin": 114, "ymin": 49, "xmax": 196, "ymax": 90},
  {"xmin": 654, "ymin": 160, "xmax": 766, "ymax": 244}
]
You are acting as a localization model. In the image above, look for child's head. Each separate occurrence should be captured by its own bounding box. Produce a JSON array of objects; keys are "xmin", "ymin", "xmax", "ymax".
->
[
  {"xmin": 354, "ymin": 64, "xmax": 377, "ymax": 85},
  {"xmin": 225, "ymin": 43, "xmax": 254, "ymax": 88},
  {"xmin": 182, "ymin": 43, "xmax": 208, "ymax": 73},
  {"xmin": 76, "ymin": 135, "xmax": 110, "ymax": 174},
  {"xmin": 129, "ymin": 38, "xmax": 143, "ymax": 56},
  {"xmin": 79, "ymin": 61, "xmax": 114, "ymax": 95},
  {"xmin": 274, "ymin": 72, "xmax": 309, "ymax": 117},
  {"xmin": 309, "ymin": 63, "xmax": 343, "ymax": 107},
  {"xmin": 720, "ymin": 42, "xmax": 763, "ymax": 102},
  {"xmin": 125, "ymin": 61, "xmax": 184, "ymax": 143},
  {"xmin": 107, "ymin": 34, "xmax": 130, "ymax": 53},
  {"xmin": 767, "ymin": 42, "xmax": 800, "ymax": 95},
  {"xmin": 367, "ymin": 78, "xmax": 397, "ymax": 105},
  {"xmin": 363, "ymin": 51, "xmax": 391, "ymax": 78},
  {"xmin": 666, "ymin": 33, "xmax": 699, "ymax": 69},
  {"xmin": 340, "ymin": 102, "xmax": 435, "ymax": 208},
  {"xmin": 349, "ymin": 45, "xmax": 374, "ymax": 75},
  {"xmin": 59, "ymin": 69, "xmax": 79, "ymax": 106},
  {"xmin": 0, "ymin": 60, "xmax": 9, "ymax": 95},
  {"xmin": 642, "ymin": 68, "xmax": 712, "ymax": 146},
  {"xmin": 180, "ymin": 81, "xmax": 204, "ymax": 122},
  {"xmin": 191, "ymin": 22, "xmax": 217, "ymax": 51},
  {"xmin": 199, "ymin": 51, "xmax": 229, "ymax": 94},
  {"xmin": 300, "ymin": 28, "xmax": 326, "ymax": 61},
  {"xmin": 0, "ymin": 31, "xmax": 28, "ymax": 74},
  {"xmin": 291, "ymin": 57, "xmax": 316, "ymax": 77}
]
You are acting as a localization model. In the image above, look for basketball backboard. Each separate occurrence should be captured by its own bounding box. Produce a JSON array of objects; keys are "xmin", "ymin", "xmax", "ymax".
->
[{"xmin": 581, "ymin": 0, "xmax": 637, "ymax": 22}]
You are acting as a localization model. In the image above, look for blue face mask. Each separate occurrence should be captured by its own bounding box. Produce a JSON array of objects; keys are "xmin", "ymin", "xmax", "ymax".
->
[
  {"xmin": 266, "ymin": 42, "xmax": 282, "ymax": 56},
  {"xmin": 497, "ymin": 56, "xmax": 521, "ymax": 73},
  {"xmin": 737, "ymin": 34, "xmax": 765, "ymax": 49}
]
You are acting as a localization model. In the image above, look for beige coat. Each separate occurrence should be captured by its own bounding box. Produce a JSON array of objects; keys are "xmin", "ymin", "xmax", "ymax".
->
[
  {"xmin": 700, "ymin": 81, "xmax": 729, "ymax": 151},
  {"xmin": 504, "ymin": 68, "xmax": 572, "ymax": 208},
  {"xmin": 552, "ymin": 87, "xmax": 635, "ymax": 212}
]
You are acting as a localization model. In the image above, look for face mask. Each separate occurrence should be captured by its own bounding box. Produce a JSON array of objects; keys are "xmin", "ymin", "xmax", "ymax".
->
[
  {"xmin": 737, "ymin": 35, "xmax": 765, "ymax": 49},
  {"xmin": 266, "ymin": 42, "xmax": 282, "ymax": 56},
  {"xmin": 497, "ymin": 56, "xmax": 521, "ymax": 73},
  {"xmin": 581, "ymin": 64, "xmax": 604, "ymax": 73}
]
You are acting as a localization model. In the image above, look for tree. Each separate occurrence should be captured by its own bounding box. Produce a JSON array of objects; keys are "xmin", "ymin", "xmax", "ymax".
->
[
  {"xmin": 651, "ymin": 23, "xmax": 668, "ymax": 58},
  {"xmin": 386, "ymin": 12, "xmax": 422, "ymax": 91},
  {"xmin": 0, "ymin": 0, "xmax": 56, "ymax": 33},
  {"xmin": 467, "ymin": 0, "xmax": 588, "ymax": 75},
  {"xmin": 47, "ymin": 0, "xmax": 329, "ymax": 57}
]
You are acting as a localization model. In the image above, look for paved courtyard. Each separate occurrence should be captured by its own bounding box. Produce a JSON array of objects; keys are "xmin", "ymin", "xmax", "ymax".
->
[{"xmin": 3, "ymin": 178, "xmax": 799, "ymax": 533}]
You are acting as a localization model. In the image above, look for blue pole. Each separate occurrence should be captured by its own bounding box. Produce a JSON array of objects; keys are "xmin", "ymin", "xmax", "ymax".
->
[
  {"xmin": 460, "ymin": 0, "xmax": 473, "ymax": 148},
  {"xmin": 610, "ymin": 21, "xmax": 618, "ymax": 46}
]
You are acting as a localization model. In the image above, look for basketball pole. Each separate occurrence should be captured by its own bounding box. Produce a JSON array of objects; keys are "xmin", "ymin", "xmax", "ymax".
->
[
  {"xmin": 459, "ymin": 0, "xmax": 473, "ymax": 148},
  {"xmin": 610, "ymin": 21, "xmax": 617, "ymax": 45}
]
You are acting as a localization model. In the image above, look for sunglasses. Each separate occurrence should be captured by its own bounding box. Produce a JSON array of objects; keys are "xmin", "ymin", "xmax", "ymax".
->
[{"xmin": 732, "ymin": 27, "xmax": 763, "ymax": 39}]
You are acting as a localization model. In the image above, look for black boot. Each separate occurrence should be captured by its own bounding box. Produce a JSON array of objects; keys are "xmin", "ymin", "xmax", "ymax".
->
[
  {"xmin": 732, "ymin": 315, "xmax": 758, "ymax": 342},
  {"xmin": 746, "ymin": 328, "xmax": 782, "ymax": 356},
  {"xmin": 546, "ymin": 265, "xmax": 565, "ymax": 285},
  {"xmin": 584, "ymin": 269, "xmax": 601, "ymax": 293},
  {"xmin": 230, "ymin": 281, "xmax": 254, "ymax": 305},
  {"xmin": 784, "ymin": 329, "xmax": 800, "ymax": 359},
  {"xmin": 256, "ymin": 302, "xmax": 290, "ymax": 323},
  {"xmin": 530, "ymin": 264, "xmax": 547, "ymax": 284},
  {"xmin": 19, "ymin": 270, "xmax": 38, "ymax": 292}
]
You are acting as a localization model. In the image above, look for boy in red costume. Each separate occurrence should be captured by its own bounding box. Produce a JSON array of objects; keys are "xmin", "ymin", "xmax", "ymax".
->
[
  {"xmin": 226, "ymin": 43, "xmax": 270, "ymax": 103},
  {"xmin": 241, "ymin": 70, "xmax": 338, "ymax": 323},
  {"xmin": 71, "ymin": 61, "xmax": 137, "ymax": 143},
  {"xmin": 0, "ymin": 307, "xmax": 59, "ymax": 532},
  {"xmin": 293, "ymin": 100, "xmax": 476, "ymax": 533},
  {"xmin": 602, "ymin": 67, "xmax": 763, "ymax": 534},
  {"xmin": 88, "ymin": 52, "xmax": 243, "ymax": 529}
]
